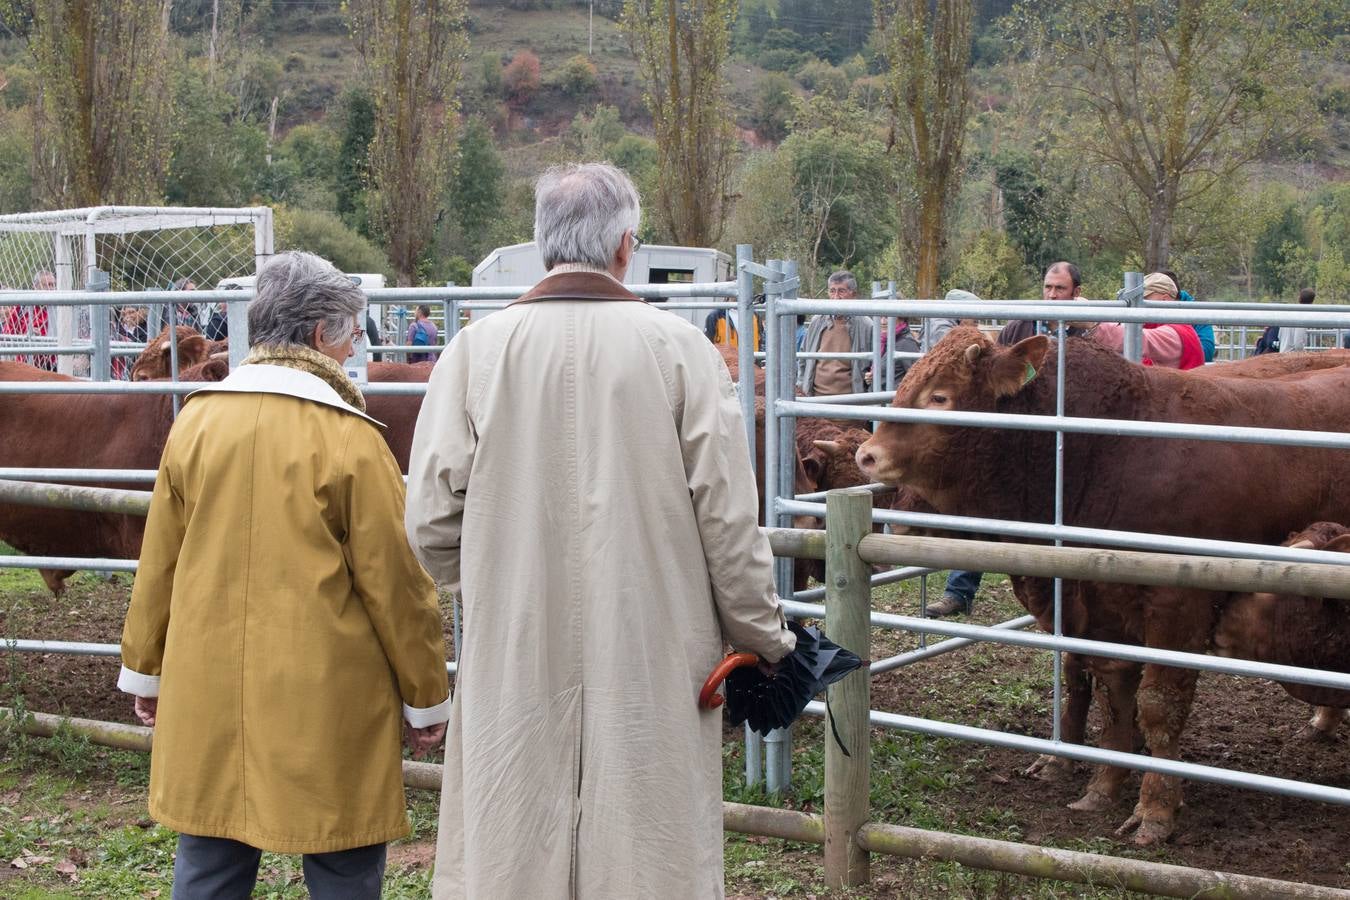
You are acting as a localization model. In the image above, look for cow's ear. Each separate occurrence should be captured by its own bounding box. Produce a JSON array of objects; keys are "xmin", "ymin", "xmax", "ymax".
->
[
  {"xmin": 180, "ymin": 334, "xmax": 210, "ymax": 367},
  {"xmin": 990, "ymin": 335, "xmax": 1051, "ymax": 399},
  {"xmin": 801, "ymin": 453, "xmax": 824, "ymax": 487},
  {"xmin": 1324, "ymin": 534, "xmax": 1350, "ymax": 554}
]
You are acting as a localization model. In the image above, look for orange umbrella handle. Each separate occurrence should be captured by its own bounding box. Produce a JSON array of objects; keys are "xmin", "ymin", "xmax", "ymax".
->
[{"xmin": 699, "ymin": 652, "xmax": 761, "ymax": 710}]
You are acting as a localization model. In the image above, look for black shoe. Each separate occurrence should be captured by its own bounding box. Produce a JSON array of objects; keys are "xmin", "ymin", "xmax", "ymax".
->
[{"xmin": 926, "ymin": 593, "xmax": 972, "ymax": 618}]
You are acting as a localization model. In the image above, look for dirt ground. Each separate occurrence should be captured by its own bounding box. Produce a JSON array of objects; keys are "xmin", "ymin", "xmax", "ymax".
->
[{"xmin": 4, "ymin": 571, "xmax": 1349, "ymax": 895}]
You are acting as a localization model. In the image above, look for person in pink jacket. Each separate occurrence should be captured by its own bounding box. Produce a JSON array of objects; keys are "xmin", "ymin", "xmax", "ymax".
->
[{"xmin": 1090, "ymin": 272, "xmax": 1204, "ymax": 370}]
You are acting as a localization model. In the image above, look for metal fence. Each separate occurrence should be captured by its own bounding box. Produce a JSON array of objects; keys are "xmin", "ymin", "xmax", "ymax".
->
[{"xmin": 760, "ymin": 282, "xmax": 1350, "ymax": 814}]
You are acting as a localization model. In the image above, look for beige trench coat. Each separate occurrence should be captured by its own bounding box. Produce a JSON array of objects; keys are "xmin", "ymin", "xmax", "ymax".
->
[
  {"xmin": 119, "ymin": 365, "xmax": 450, "ymax": 853},
  {"xmin": 406, "ymin": 271, "xmax": 796, "ymax": 899}
]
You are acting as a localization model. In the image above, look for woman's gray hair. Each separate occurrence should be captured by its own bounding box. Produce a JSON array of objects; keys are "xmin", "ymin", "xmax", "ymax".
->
[
  {"xmin": 534, "ymin": 163, "xmax": 641, "ymax": 270},
  {"xmin": 247, "ymin": 252, "xmax": 366, "ymax": 350}
]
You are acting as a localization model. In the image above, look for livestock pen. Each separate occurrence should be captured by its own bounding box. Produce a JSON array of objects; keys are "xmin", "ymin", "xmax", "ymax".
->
[{"xmin": 5, "ymin": 259, "xmax": 1350, "ymax": 895}]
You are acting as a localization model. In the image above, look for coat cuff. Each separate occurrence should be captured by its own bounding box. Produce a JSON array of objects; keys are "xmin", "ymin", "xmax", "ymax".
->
[
  {"xmin": 403, "ymin": 695, "xmax": 451, "ymax": 728},
  {"xmin": 117, "ymin": 666, "xmax": 161, "ymax": 697}
]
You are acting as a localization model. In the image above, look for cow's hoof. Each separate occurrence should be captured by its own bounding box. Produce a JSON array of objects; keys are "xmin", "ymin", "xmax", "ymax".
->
[
  {"xmin": 1025, "ymin": 753, "xmax": 1073, "ymax": 782},
  {"xmin": 1115, "ymin": 812, "xmax": 1173, "ymax": 846},
  {"xmin": 1067, "ymin": 789, "xmax": 1113, "ymax": 812},
  {"xmin": 38, "ymin": 569, "xmax": 69, "ymax": 597},
  {"xmin": 1295, "ymin": 722, "xmax": 1338, "ymax": 744}
]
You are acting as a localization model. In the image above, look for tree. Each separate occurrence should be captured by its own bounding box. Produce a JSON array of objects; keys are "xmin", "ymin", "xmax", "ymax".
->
[
  {"xmin": 502, "ymin": 49, "xmax": 541, "ymax": 107},
  {"xmin": 444, "ymin": 117, "xmax": 505, "ymax": 265},
  {"xmin": 164, "ymin": 63, "xmax": 268, "ymax": 208},
  {"xmin": 335, "ymin": 88, "xmax": 375, "ymax": 226},
  {"xmin": 875, "ymin": 0, "xmax": 974, "ymax": 300},
  {"xmin": 347, "ymin": 0, "xmax": 467, "ymax": 285},
  {"xmin": 623, "ymin": 0, "xmax": 738, "ymax": 247},
  {"xmin": 3, "ymin": 0, "xmax": 174, "ymax": 206},
  {"xmin": 1011, "ymin": 0, "xmax": 1330, "ymax": 271}
]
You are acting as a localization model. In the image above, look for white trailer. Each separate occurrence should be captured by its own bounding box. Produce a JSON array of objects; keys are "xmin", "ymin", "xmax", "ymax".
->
[{"xmin": 471, "ymin": 242, "xmax": 733, "ymax": 328}]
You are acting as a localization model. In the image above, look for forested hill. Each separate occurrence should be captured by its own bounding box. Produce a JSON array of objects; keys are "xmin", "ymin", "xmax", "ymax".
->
[{"xmin": 0, "ymin": 0, "xmax": 1345, "ymax": 302}]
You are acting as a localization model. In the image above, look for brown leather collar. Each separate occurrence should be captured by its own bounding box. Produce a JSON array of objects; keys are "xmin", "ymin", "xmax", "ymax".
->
[{"xmin": 511, "ymin": 270, "xmax": 643, "ymax": 306}]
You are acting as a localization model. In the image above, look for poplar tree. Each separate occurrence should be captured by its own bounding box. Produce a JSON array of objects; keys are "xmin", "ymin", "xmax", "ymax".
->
[
  {"xmin": 3, "ymin": 0, "xmax": 174, "ymax": 206},
  {"xmin": 623, "ymin": 0, "xmax": 738, "ymax": 247},
  {"xmin": 875, "ymin": 0, "xmax": 974, "ymax": 300},
  {"xmin": 347, "ymin": 0, "xmax": 467, "ymax": 285}
]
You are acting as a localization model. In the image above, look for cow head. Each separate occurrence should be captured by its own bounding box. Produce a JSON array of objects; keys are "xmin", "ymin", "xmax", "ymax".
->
[
  {"xmin": 855, "ymin": 326, "xmax": 1050, "ymax": 489},
  {"xmin": 131, "ymin": 326, "xmax": 211, "ymax": 381}
]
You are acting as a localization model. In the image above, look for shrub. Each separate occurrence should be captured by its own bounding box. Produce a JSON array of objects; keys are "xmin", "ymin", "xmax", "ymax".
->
[
  {"xmin": 274, "ymin": 206, "xmax": 391, "ymax": 278},
  {"xmin": 503, "ymin": 49, "xmax": 541, "ymax": 106},
  {"xmin": 553, "ymin": 54, "xmax": 599, "ymax": 98}
]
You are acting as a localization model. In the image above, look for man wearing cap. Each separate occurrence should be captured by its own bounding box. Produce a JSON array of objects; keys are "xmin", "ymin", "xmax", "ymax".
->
[
  {"xmin": 405, "ymin": 163, "xmax": 795, "ymax": 899},
  {"xmin": 1090, "ymin": 272, "xmax": 1204, "ymax": 370}
]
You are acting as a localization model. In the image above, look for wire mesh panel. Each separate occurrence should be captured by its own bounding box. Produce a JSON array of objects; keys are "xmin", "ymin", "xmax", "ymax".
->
[{"xmin": 0, "ymin": 207, "xmax": 272, "ymax": 378}]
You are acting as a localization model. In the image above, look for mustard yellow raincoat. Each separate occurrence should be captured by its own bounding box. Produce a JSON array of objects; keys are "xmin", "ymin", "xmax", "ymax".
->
[{"xmin": 119, "ymin": 364, "xmax": 450, "ymax": 854}]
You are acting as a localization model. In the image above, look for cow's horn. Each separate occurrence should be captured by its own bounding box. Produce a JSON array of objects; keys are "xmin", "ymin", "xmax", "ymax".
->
[
  {"xmin": 965, "ymin": 343, "xmax": 983, "ymax": 364},
  {"xmin": 813, "ymin": 440, "xmax": 842, "ymax": 455},
  {"xmin": 1289, "ymin": 539, "xmax": 1316, "ymax": 550}
]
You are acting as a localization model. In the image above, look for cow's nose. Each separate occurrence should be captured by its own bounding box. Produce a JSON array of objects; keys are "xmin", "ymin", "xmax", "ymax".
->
[{"xmin": 856, "ymin": 446, "xmax": 876, "ymax": 474}]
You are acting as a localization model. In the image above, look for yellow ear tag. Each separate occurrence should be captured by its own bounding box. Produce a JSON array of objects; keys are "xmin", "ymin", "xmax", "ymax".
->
[{"xmin": 1023, "ymin": 362, "xmax": 1037, "ymax": 385}]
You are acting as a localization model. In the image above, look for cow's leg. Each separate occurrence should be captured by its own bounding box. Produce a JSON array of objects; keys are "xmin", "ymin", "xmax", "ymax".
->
[
  {"xmin": 1026, "ymin": 652, "xmax": 1092, "ymax": 782},
  {"xmin": 1116, "ymin": 663, "xmax": 1199, "ymax": 846},
  {"xmin": 38, "ymin": 568, "xmax": 73, "ymax": 596},
  {"xmin": 1297, "ymin": 705, "xmax": 1347, "ymax": 742},
  {"xmin": 1068, "ymin": 659, "xmax": 1142, "ymax": 812}
]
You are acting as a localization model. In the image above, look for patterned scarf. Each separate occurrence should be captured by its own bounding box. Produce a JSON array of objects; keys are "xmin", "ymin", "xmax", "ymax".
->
[{"xmin": 242, "ymin": 343, "xmax": 367, "ymax": 412}]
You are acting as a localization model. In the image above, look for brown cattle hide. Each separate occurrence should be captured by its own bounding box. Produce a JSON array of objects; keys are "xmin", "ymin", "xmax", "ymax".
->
[
  {"xmin": 1214, "ymin": 523, "xmax": 1350, "ymax": 718},
  {"xmin": 0, "ymin": 360, "xmax": 224, "ymax": 594},
  {"xmin": 0, "ymin": 354, "xmax": 434, "ymax": 595},
  {"xmin": 130, "ymin": 326, "xmax": 213, "ymax": 381},
  {"xmin": 856, "ymin": 327, "xmax": 1350, "ymax": 845}
]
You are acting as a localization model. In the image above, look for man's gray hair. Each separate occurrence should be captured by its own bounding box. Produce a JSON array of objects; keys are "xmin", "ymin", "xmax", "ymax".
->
[
  {"xmin": 247, "ymin": 251, "xmax": 366, "ymax": 349},
  {"xmin": 827, "ymin": 271, "xmax": 857, "ymax": 294},
  {"xmin": 534, "ymin": 163, "xmax": 641, "ymax": 270}
]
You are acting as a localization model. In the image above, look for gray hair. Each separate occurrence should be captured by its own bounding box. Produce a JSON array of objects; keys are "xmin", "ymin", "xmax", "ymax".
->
[
  {"xmin": 827, "ymin": 271, "xmax": 857, "ymax": 294},
  {"xmin": 534, "ymin": 163, "xmax": 641, "ymax": 270},
  {"xmin": 247, "ymin": 251, "xmax": 366, "ymax": 350}
]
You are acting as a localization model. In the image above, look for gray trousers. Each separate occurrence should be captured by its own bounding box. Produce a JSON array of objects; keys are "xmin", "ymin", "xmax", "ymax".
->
[{"xmin": 171, "ymin": 833, "xmax": 386, "ymax": 900}]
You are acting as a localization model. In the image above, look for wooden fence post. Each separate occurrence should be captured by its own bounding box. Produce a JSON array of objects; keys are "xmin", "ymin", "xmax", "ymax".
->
[{"xmin": 824, "ymin": 488, "xmax": 872, "ymax": 888}]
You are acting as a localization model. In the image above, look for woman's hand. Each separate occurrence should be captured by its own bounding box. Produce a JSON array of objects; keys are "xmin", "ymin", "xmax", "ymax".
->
[
  {"xmin": 133, "ymin": 696, "xmax": 158, "ymax": 727},
  {"xmin": 404, "ymin": 721, "xmax": 448, "ymax": 759}
]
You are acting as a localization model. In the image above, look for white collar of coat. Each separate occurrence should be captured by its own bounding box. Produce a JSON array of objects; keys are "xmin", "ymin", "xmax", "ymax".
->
[{"xmin": 186, "ymin": 364, "xmax": 385, "ymax": 428}]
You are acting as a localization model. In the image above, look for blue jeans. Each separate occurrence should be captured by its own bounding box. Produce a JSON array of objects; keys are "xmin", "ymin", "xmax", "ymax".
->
[{"xmin": 944, "ymin": 570, "xmax": 982, "ymax": 602}]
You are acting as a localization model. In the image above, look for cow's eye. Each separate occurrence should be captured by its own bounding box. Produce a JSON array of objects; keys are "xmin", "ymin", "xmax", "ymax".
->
[{"xmin": 929, "ymin": 393, "xmax": 948, "ymax": 406}]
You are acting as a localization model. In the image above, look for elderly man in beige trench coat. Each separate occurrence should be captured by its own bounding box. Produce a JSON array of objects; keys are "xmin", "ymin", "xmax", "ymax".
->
[{"xmin": 405, "ymin": 163, "xmax": 797, "ymax": 899}]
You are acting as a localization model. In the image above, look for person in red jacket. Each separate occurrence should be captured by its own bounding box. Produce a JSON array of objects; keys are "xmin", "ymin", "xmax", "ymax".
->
[
  {"xmin": 2, "ymin": 270, "xmax": 56, "ymax": 370},
  {"xmin": 1090, "ymin": 272, "xmax": 1203, "ymax": 370}
]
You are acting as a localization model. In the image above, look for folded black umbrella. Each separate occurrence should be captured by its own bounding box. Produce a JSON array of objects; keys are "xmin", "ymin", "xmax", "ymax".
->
[{"xmin": 700, "ymin": 621, "xmax": 864, "ymax": 737}]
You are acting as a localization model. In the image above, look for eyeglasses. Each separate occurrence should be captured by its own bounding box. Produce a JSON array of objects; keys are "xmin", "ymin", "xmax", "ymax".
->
[
  {"xmin": 630, "ymin": 233, "xmax": 643, "ymax": 254},
  {"xmin": 351, "ymin": 327, "xmax": 365, "ymax": 342}
]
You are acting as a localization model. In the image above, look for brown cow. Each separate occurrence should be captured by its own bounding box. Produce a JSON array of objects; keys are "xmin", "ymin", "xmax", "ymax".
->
[
  {"xmin": 0, "ymin": 353, "xmax": 434, "ymax": 595},
  {"xmin": 1213, "ymin": 522, "xmax": 1350, "ymax": 742},
  {"xmin": 855, "ymin": 327, "xmax": 1350, "ymax": 845},
  {"xmin": 0, "ymin": 359, "xmax": 228, "ymax": 594},
  {"xmin": 129, "ymin": 326, "xmax": 221, "ymax": 381},
  {"xmin": 128, "ymin": 326, "xmax": 434, "ymax": 471}
]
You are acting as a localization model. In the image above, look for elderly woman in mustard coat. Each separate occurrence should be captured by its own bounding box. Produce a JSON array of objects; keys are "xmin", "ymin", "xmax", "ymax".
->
[{"xmin": 118, "ymin": 251, "xmax": 450, "ymax": 899}]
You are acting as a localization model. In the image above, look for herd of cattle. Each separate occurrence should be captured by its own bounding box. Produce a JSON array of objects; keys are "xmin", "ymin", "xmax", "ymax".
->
[{"xmin": 4, "ymin": 323, "xmax": 1350, "ymax": 848}]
